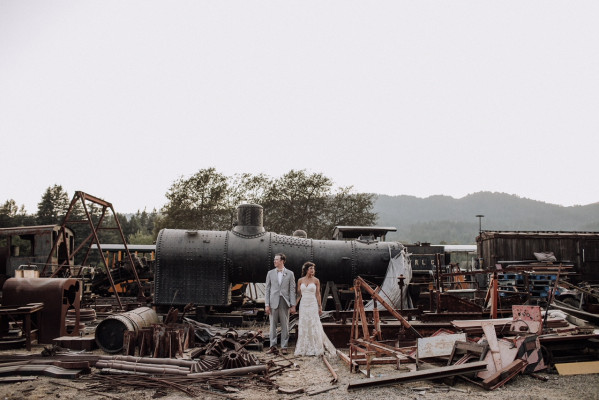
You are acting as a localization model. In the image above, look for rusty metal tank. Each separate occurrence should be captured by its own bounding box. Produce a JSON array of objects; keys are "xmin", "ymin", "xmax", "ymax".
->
[
  {"xmin": 2, "ymin": 277, "xmax": 81, "ymax": 343},
  {"xmin": 94, "ymin": 307, "xmax": 159, "ymax": 353},
  {"xmin": 155, "ymin": 204, "xmax": 404, "ymax": 306}
]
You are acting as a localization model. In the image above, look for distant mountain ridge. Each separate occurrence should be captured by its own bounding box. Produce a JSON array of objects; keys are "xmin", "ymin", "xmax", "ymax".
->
[{"xmin": 373, "ymin": 191, "xmax": 599, "ymax": 244}]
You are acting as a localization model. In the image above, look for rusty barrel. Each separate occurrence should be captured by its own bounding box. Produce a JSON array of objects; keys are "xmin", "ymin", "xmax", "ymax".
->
[{"xmin": 94, "ymin": 307, "xmax": 159, "ymax": 353}]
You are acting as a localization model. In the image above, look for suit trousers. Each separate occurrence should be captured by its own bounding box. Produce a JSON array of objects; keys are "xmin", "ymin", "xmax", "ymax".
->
[{"xmin": 269, "ymin": 296, "xmax": 290, "ymax": 348}]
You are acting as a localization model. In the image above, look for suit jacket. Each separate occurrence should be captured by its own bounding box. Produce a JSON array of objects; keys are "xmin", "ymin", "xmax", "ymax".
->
[{"xmin": 265, "ymin": 267, "xmax": 296, "ymax": 309}]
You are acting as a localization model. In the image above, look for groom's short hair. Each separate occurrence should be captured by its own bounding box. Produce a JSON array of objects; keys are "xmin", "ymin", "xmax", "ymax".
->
[{"xmin": 275, "ymin": 253, "xmax": 286, "ymax": 263}]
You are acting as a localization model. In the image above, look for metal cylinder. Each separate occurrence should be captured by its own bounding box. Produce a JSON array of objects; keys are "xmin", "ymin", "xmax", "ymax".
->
[
  {"xmin": 94, "ymin": 307, "xmax": 159, "ymax": 353},
  {"xmin": 232, "ymin": 203, "xmax": 265, "ymax": 237},
  {"xmin": 155, "ymin": 227, "xmax": 404, "ymax": 306}
]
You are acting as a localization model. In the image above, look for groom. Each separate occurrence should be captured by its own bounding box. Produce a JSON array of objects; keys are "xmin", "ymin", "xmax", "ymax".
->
[{"xmin": 265, "ymin": 253, "xmax": 296, "ymax": 354}]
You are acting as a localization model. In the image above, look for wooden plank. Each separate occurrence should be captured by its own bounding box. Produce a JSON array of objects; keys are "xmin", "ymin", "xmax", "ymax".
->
[{"xmin": 555, "ymin": 361, "xmax": 599, "ymax": 375}]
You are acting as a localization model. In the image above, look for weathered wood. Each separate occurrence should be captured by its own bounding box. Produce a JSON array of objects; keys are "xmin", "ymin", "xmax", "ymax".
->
[{"xmin": 555, "ymin": 361, "xmax": 599, "ymax": 376}]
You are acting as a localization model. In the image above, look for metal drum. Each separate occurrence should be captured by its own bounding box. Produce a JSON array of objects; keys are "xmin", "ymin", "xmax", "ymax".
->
[{"xmin": 95, "ymin": 307, "xmax": 159, "ymax": 353}]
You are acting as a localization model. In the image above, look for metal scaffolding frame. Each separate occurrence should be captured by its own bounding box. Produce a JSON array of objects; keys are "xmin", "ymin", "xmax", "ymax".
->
[{"xmin": 41, "ymin": 191, "xmax": 146, "ymax": 310}]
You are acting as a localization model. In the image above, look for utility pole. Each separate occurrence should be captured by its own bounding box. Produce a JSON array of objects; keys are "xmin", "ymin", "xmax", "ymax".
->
[
  {"xmin": 475, "ymin": 215, "xmax": 484, "ymax": 270},
  {"xmin": 476, "ymin": 214, "xmax": 484, "ymax": 236}
]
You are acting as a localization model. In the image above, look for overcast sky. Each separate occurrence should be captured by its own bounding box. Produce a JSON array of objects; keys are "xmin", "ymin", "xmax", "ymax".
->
[{"xmin": 1, "ymin": 1, "xmax": 598, "ymax": 214}]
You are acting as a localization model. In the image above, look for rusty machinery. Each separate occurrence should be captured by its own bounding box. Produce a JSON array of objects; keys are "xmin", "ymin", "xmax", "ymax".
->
[{"xmin": 2, "ymin": 277, "xmax": 82, "ymax": 344}]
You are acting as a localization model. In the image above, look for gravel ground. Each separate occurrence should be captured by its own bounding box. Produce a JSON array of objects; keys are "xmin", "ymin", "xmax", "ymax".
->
[{"xmin": 0, "ymin": 345, "xmax": 598, "ymax": 400}]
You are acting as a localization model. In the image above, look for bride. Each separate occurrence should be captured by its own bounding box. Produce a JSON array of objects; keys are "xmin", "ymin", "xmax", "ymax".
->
[{"xmin": 294, "ymin": 262, "xmax": 336, "ymax": 357}]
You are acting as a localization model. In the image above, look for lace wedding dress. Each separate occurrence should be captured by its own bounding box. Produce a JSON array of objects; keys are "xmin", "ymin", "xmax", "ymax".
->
[{"xmin": 294, "ymin": 283, "xmax": 336, "ymax": 356}]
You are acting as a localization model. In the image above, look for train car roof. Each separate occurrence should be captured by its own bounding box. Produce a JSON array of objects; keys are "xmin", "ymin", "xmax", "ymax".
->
[
  {"xmin": 442, "ymin": 244, "xmax": 477, "ymax": 252},
  {"xmin": 90, "ymin": 244, "xmax": 156, "ymax": 252},
  {"xmin": 0, "ymin": 225, "xmax": 73, "ymax": 236},
  {"xmin": 333, "ymin": 226, "xmax": 397, "ymax": 232}
]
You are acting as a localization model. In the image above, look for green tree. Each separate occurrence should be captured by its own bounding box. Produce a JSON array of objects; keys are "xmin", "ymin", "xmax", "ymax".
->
[
  {"xmin": 323, "ymin": 187, "xmax": 377, "ymax": 238},
  {"xmin": 224, "ymin": 173, "xmax": 271, "ymax": 226},
  {"xmin": 120, "ymin": 209, "xmax": 158, "ymax": 242},
  {"xmin": 0, "ymin": 199, "xmax": 27, "ymax": 227},
  {"xmin": 260, "ymin": 170, "xmax": 378, "ymax": 239},
  {"xmin": 36, "ymin": 185, "xmax": 70, "ymax": 225},
  {"xmin": 262, "ymin": 170, "xmax": 332, "ymax": 237},
  {"xmin": 128, "ymin": 230, "xmax": 155, "ymax": 244},
  {"xmin": 157, "ymin": 168, "xmax": 378, "ymax": 240},
  {"xmin": 157, "ymin": 168, "xmax": 231, "ymax": 231}
]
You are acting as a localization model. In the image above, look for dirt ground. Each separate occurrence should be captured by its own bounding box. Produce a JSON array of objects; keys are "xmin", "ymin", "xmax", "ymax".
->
[{"xmin": 0, "ymin": 342, "xmax": 598, "ymax": 400}]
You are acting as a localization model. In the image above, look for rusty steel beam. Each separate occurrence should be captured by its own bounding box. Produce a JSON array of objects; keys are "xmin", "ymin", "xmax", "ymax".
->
[
  {"xmin": 187, "ymin": 364, "xmax": 268, "ymax": 377},
  {"xmin": 322, "ymin": 355, "xmax": 338, "ymax": 383},
  {"xmin": 96, "ymin": 360, "xmax": 190, "ymax": 375},
  {"xmin": 354, "ymin": 277, "xmax": 422, "ymax": 338},
  {"xmin": 347, "ymin": 360, "xmax": 488, "ymax": 390},
  {"xmin": 42, "ymin": 191, "xmax": 147, "ymax": 310}
]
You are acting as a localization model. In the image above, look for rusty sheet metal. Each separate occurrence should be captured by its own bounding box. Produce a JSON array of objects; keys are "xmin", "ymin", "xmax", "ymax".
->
[
  {"xmin": 477, "ymin": 335, "xmax": 519, "ymax": 379},
  {"xmin": 511, "ymin": 305, "xmax": 542, "ymax": 334},
  {"xmin": 482, "ymin": 359, "xmax": 527, "ymax": 390},
  {"xmin": 0, "ymin": 364, "xmax": 83, "ymax": 379},
  {"xmin": 515, "ymin": 335, "xmax": 546, "ymax": 373},
  {"xmin": 347, "ymin": 360, "xmax": 488, "ymax": 390},
  {"xmin": 417, "ymin": 333, "xmax": 467, "ymax": 358},
  {"xmin": 481, "ymin": 321, "xmax": 503, "ymax": 373}
]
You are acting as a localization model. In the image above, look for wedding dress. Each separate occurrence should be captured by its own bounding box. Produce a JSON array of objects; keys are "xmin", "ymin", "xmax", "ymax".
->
[{"xmin": 294, "ymin": 283, "xmax": 336, "ymax": 356}]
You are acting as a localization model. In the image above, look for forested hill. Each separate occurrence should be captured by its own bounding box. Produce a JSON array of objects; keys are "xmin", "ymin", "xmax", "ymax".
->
[{"xmin": 374, "ymin": 192, "xmax": 599, "ymax": 244}]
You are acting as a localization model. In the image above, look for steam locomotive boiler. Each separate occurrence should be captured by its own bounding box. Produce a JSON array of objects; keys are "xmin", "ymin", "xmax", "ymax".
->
[{"xmin": 155, "ymin": 204, "xmax": 405, "ymax": 306}]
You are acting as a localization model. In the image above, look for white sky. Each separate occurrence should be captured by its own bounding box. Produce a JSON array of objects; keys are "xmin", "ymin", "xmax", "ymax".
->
[{"xmin": 1, "ymin": 1, "xmax": 598, "ymax": 214}]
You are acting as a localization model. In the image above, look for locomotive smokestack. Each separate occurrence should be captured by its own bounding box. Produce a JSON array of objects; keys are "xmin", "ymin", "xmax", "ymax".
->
[{"xmin": 232, "ymin": 203, "xmax": 265, "ymax": 237}]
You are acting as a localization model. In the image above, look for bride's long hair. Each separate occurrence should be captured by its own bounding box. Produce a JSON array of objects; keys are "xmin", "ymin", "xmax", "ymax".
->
[{"xmin": 301, "ymin": 261, "xmax": 315, "ymax": 277}]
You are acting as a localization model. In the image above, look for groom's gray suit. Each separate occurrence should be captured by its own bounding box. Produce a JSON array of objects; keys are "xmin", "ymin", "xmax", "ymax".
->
[{"xmin": 265, "ymin": 267, "xmax": 296, "ymax": 348}]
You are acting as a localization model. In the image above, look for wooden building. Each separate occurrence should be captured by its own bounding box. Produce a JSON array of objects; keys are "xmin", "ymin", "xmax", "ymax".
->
[
  {"xmin": 476, "ymin": 231, "xmax": 599, "ymax": 283},
  {"xmin": 0, "ymin": 225, "xmax": 74, "ymax": 285}
]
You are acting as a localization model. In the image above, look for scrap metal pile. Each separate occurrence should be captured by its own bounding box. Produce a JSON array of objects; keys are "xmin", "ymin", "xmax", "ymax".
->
[
  {"xmin": 336, "ymin": 276, "xmax": 599, "ymax": 391},
  {"xmin": 0, "ymin": 320, "xmax": 283, "ymax": 398}
]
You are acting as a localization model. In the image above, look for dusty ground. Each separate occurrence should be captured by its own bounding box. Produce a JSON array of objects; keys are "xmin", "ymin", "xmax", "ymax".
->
[
  {"xmin": 0, "ymin": 343, "xmax": 598, "ymax": 400},
  {"xmin": 1, "ymin": 318, "xmax": 598, "ymax": 400}
]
